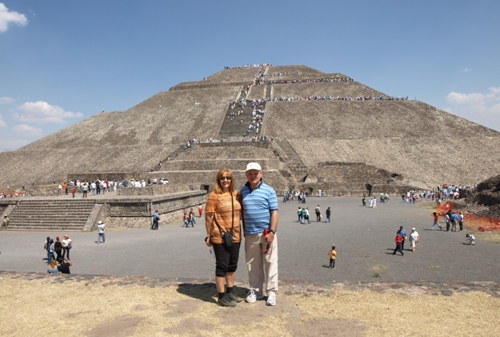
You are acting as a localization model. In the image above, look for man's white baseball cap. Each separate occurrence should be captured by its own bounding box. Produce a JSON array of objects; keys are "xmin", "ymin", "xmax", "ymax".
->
[{"xmin": 246, "ymin": 162, "xmax": 262, "ymax": 171}]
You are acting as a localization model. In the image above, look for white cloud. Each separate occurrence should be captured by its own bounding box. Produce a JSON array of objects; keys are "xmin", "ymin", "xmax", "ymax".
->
[
  {"xmin": 0, "ymin": 96, "xmax": 14, "ymax": 104},
  {"xmin": 0, "ymin": 3, "xmax": 28, "ymax": 33},
  {"xmin": 463, "ymin": 68, "xmax": 470, "ymax": 72},
  {"xmin": 0, "ymin": 137, "xmax": 31, "ymax": 151},
  {"xmin": 12, "ymin": 124, "xmax": 43, "ymax": 137},
  {"xmin": 445, "ymin": 87, "xmax": 500, "ymax": 132},
  {"xmin": 13, "ymin": 101, "xmax": 83, "ymax": 124},
  {"xmin": 0, "ymin": 114, "xmax": 6, "ymax": 128}
]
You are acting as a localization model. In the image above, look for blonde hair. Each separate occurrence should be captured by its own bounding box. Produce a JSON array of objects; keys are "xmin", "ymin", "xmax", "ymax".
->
[
  {"xmin": 214, "ymin": 168, "xmax": 235, "ymax": 194},
  {"xmin": 49, "ymin": 260, "xmax": 58, "ymax": 269}
]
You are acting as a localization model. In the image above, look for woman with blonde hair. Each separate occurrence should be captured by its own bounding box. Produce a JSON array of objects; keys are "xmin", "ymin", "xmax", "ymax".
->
[
  {"xmin": 205, "ymin": 168, "xmax": 242, "ymax": 307},
  {"xmin": 47, "ymin": 259, "xmax": 59, "ymax": 274}
]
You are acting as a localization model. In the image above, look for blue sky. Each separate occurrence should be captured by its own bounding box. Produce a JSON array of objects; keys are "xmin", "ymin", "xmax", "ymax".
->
[{"xmin": 1, "ymin": 0, "xmax": 499, "ymax": 151}]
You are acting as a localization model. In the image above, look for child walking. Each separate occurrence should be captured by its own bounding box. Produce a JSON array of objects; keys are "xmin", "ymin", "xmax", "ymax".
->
[{"xmin": 329, "ymin": 245, "xmax": 336, "ymax": 269}]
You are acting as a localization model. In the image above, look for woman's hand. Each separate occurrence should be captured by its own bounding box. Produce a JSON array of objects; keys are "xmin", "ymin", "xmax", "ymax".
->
[{"xmin": 205, "ymin": 236, "xmax": 212, "ymax": 247}]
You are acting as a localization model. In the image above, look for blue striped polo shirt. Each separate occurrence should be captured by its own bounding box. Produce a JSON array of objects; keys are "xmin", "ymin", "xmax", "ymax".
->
[{"xmin": 240, "ymin": 181, "xmax": 278, "ymax": 235}]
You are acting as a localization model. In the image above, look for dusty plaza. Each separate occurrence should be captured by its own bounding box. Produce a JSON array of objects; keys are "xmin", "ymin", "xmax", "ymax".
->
[{"xmin": 1, "ymin": 196, "xmax": 499, "ymax": 336}]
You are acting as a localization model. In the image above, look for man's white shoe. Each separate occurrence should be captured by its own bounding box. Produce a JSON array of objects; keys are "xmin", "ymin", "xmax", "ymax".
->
[
  {"xmin": 246, "ymin": 289, "xmax": 264, "ymax": 303},
  {"xmin": 266, "ymin": 292, "xmax": 277, "ymax": 306}
]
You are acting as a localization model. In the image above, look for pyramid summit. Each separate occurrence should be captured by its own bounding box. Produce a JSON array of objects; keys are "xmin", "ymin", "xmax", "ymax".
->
[{"xmin": 1, "ymin": 64, "xmax": 499, "ymax": 194}]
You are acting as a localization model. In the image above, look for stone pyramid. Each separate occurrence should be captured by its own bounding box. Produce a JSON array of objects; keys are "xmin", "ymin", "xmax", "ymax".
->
[{"xmin": 0, "ymin": 64, "xmax": 499, "ymax": 195}]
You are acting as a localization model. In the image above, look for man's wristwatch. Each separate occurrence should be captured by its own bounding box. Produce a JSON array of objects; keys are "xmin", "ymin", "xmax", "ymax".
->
[{"xmin": 269, "ymin": 229, "xmax": 276, "ymax": 234}]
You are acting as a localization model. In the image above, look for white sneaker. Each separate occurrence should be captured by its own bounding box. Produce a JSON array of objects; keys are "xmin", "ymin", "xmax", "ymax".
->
[
  {"xmin": 246, "ymin": 289, "xmax": 264, "ymax": 303},
  {"xmin": 266, "ymin": 292, "xmax": 276, "ymax": 306}
]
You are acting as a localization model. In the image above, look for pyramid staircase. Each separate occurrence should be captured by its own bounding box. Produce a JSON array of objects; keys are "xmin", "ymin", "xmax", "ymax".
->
[
  {"xmin": 218, "ymin": 99, "xmax": 265, "ymax": 141},
  {"xmin": 6, "ymin": 199, "xmax": 97, "ymax": 231}
]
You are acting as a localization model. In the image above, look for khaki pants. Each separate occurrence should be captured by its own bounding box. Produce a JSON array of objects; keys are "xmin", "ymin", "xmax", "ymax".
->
[{"xmin": 245, "ymin": 232, "xmax": 278, "ymax": 294}]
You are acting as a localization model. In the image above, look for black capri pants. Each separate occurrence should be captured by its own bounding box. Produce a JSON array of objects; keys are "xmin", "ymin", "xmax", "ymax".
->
[{"xmin": 212, "ymin": 242, "xmax": 241, "ymax": 277}]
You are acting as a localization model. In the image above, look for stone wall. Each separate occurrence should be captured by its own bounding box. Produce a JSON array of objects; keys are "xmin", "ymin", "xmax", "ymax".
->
[
  {"xmin": 117, "ymin": 184, "xmax": 169, "ymax": 196},
  {"xmin": 101, "ymin": 190, "xmax": 207, "ymax": 229},
  {"xmin": 25, "ymin": 186, "xmax": 61, "ymax": 197}
]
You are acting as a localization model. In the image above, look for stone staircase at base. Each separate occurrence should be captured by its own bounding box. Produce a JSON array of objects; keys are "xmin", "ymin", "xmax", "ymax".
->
[{"xmin": 6, "ymin": 200, "xmax": 96, "ymax": 231}]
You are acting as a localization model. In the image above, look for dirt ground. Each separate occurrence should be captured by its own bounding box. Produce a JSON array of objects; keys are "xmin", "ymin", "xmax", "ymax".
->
[{"xmin": 1, "ymin": 274, "xmax": 499, "ymax": 337}]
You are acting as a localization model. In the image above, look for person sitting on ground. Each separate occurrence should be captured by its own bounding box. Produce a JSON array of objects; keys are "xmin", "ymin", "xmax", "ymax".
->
[
  {"xmin": 58, "ymin": 258, "xmax": 72, "ymax": 274},
  {"xmin": 47, "ymin": 259, "xmax": 59, "ymax": 274}
]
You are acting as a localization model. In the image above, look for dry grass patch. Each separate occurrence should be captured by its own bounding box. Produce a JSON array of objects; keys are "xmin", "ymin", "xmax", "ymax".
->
[
  {"xmin": 289, "ymin": 289, "xmax": 500, "ymax": 337},
  {"xmin": 1, "ymin": 277, "xmax": 499, "ymax": 337}
]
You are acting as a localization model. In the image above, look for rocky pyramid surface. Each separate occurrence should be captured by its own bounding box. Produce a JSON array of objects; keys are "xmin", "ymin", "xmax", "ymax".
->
[{"xmin": 0, "ymin": 64, "xmax": 499, "ymax": 193}]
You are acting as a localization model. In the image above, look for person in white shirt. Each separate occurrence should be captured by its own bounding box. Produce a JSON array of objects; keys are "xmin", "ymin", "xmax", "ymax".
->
[
  {"xmin": 409, "ymin": 228, "xmax": 419, "ymax": 252},
  {"xmin": 97, "ymin": 221, "xmax": 106, "ymax": 243}
]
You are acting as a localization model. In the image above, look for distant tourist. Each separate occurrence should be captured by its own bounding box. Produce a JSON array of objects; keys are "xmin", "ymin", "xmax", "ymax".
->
[
  {"xmin": 97, "ymin": 221, "xmax": 106, "ymax": 243},
  {"xmin": 409, "ymin": 228, "xmax": 419, "ymax": 252},
  {"xmin": 62, "ymin": 234, "xmax": 73, "ymax": 259},
  {"xmin": 47, "ymin": 259, "xmax": 59, "ymax": 274},
  {"xmin": 54, "ymin": 236, "xmax": 63, "ymax": 262},
  {"xmin": 315, "ymin": 205, "xmax": 321, "ymax": 222},
  {"xmin": 58, "ymin": 258, "xmax": 72, "ymax": 274},
  {"xmin": 459, "ymin": 212, "xmax": 464, "ymax": 231},
  {"xmin": 397, "ymin": 226, "xmax": 407, "ymax": 251},
  {"xmin": 2, "ymin": 214, "xmax": 9, "ymax": 229},
  {"xmin": 328, "ymin": 245, "xmax": 336, "ymax": 269},
  {"xmin": 152, "ymin": 210, "xmax": 159, "ymax": 230},
  {"xmin": 431, "ymin": 212, "xmax": 443, "ymax": 230},
  {"xmin": 393, "ymin": 232, "xmax": 404, "ymax": 256},
  {"xmin": 465, "ymin": 233, "xmax": 475, "ymax": 245}
]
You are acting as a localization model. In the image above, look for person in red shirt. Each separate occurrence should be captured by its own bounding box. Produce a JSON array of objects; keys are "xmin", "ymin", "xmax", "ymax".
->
[
  {"xmin": 393, "ymin": 233, "xmax": 404, "ymax": 255},
  {"xmin": 431, "ymin": 211, "xmax": 442, "ymax": 230}
]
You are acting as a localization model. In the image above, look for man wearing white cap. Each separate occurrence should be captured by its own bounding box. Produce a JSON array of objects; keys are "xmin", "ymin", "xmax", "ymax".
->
[
  {"xmin": 240, "ymin": 162, "xmax": 279, "ymax": 306},
  {"xmin": 97, "ymin": 221, "xmax": 106, "ymax": 243},
  {"xmin": 409, "ymin": 227, "xmax": 419, "ymax": 252}
]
